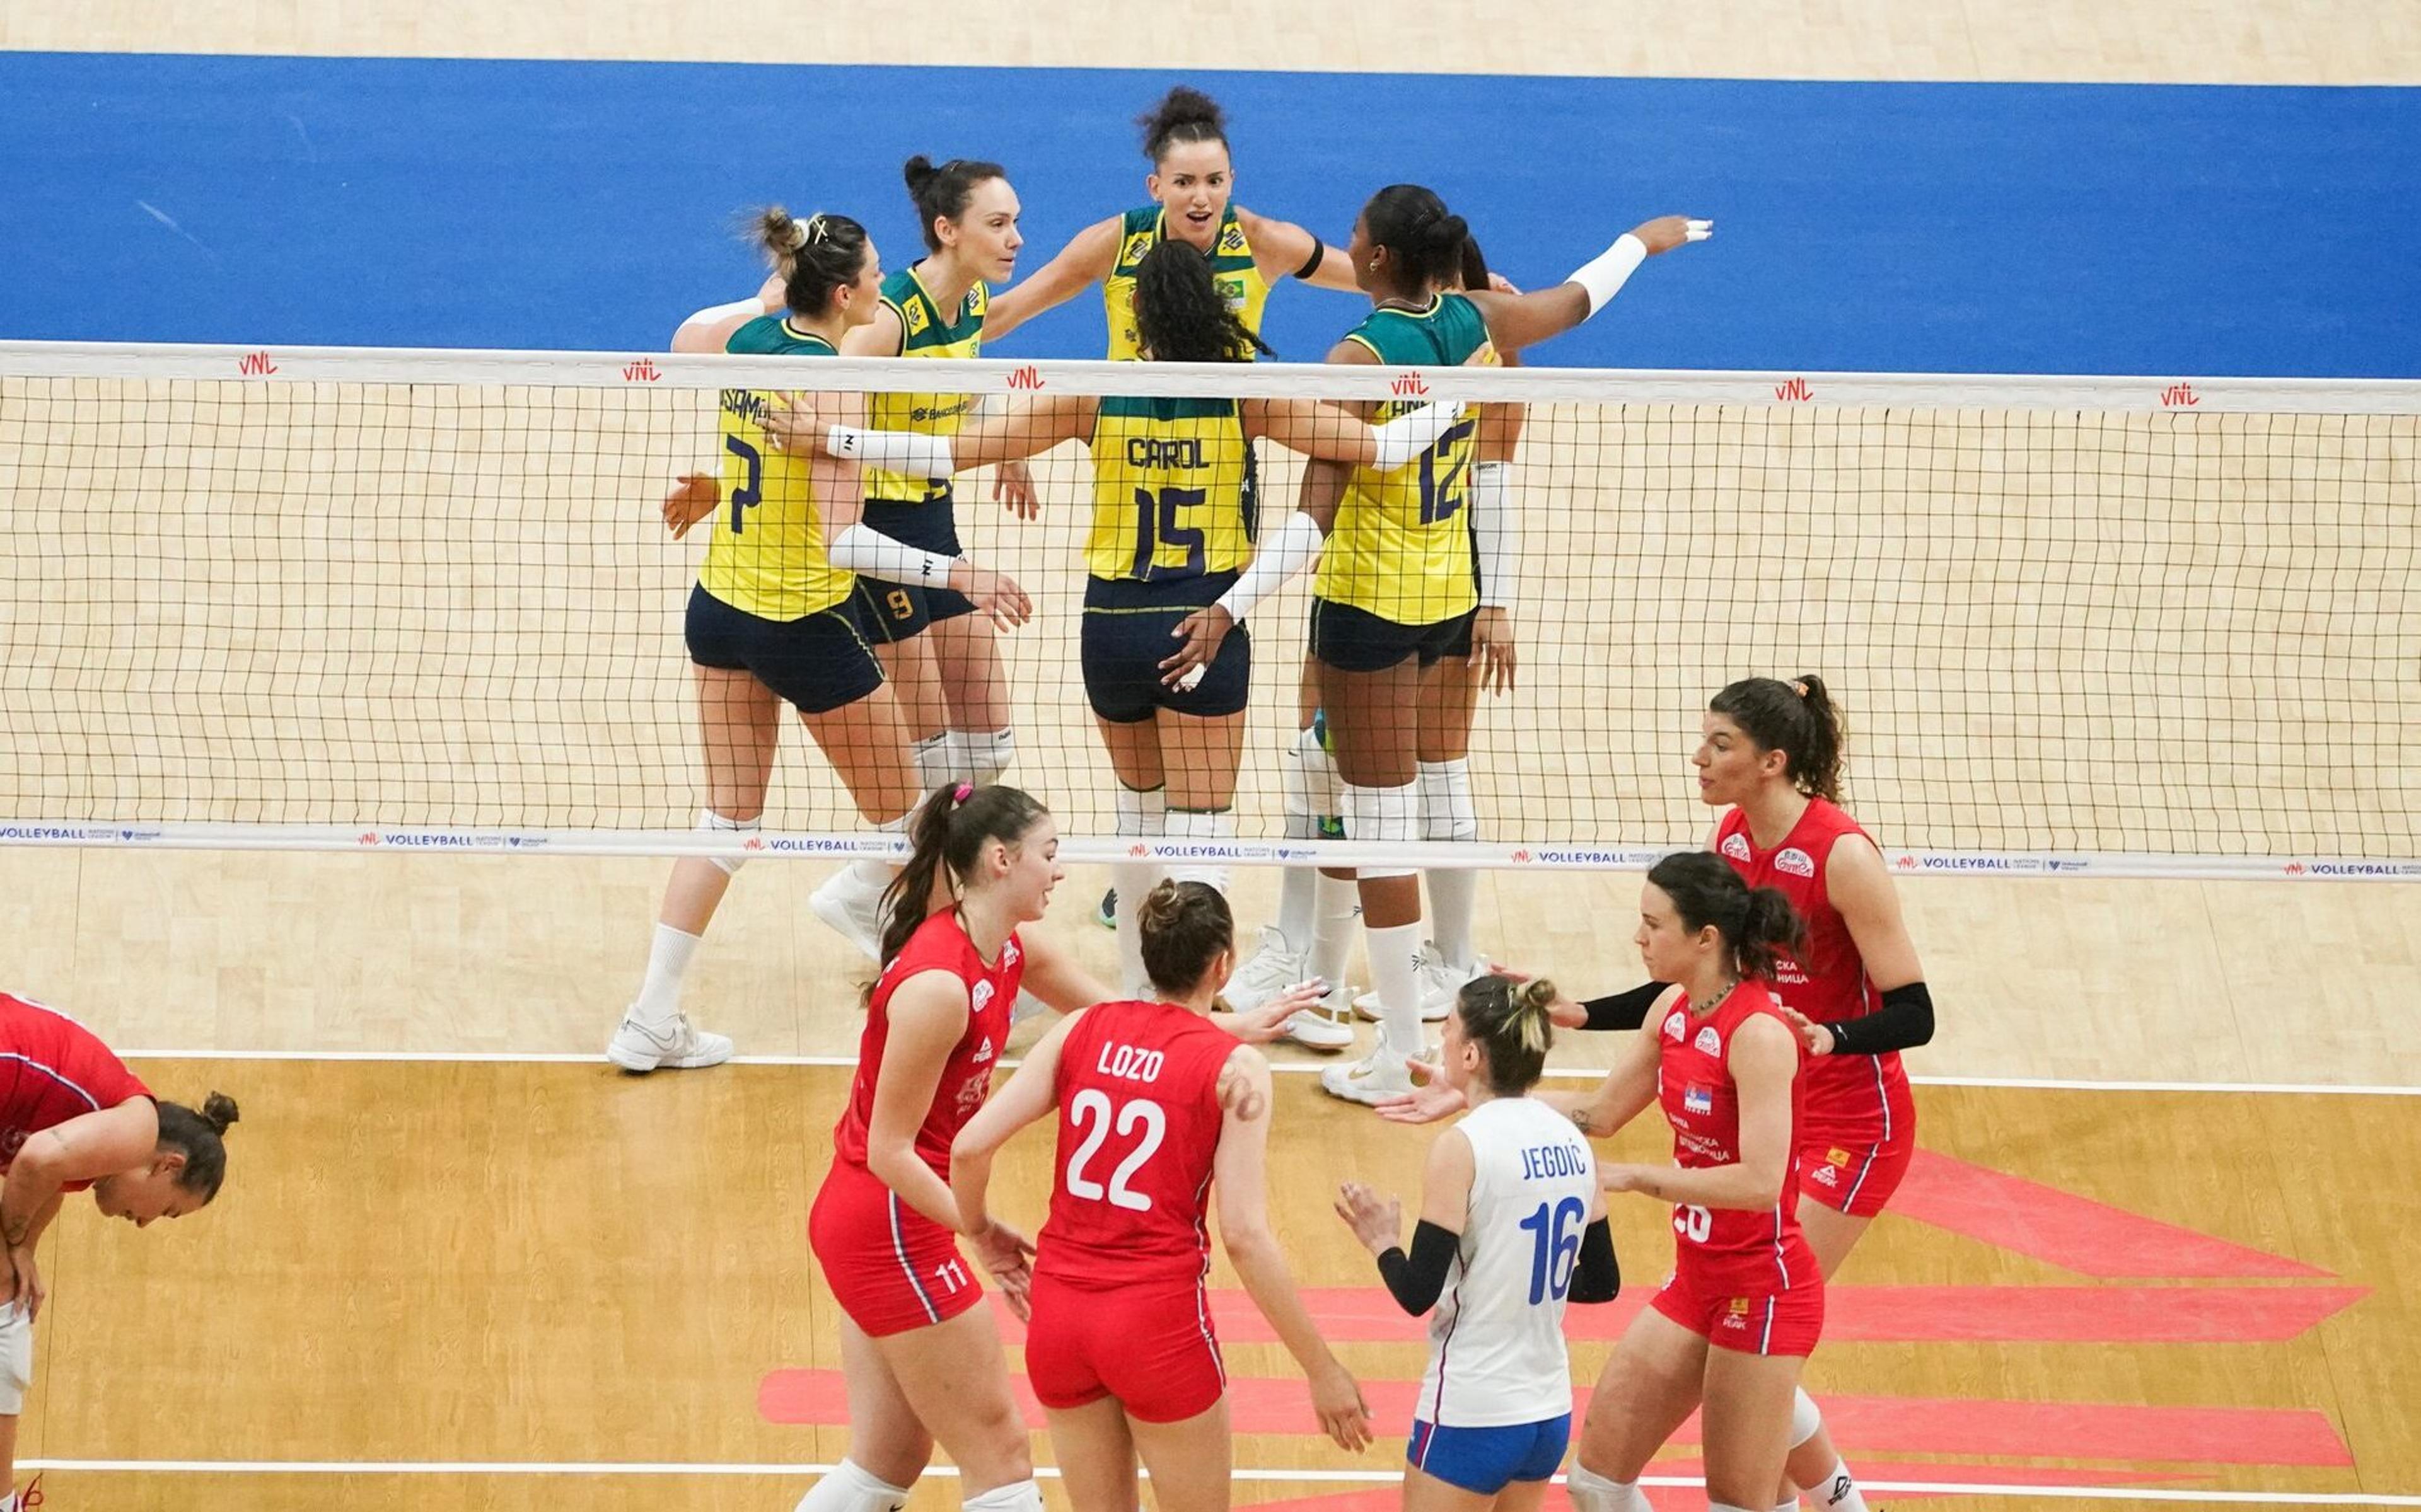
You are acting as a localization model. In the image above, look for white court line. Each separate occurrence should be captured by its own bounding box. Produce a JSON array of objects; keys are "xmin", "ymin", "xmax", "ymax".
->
[
  {"xmin": 18, "ymin": 1459, "xmax": 2421, "ymax": 1504},
  {"xmin": 113, "ymin": 1046, "xmax": 2421, "ymax": 1097}
]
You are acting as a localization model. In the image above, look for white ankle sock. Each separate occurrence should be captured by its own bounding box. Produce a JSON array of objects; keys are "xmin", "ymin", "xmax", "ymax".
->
[
  {"xmin": 1274, "ymin": 864, "xmax": 1316, "ymax": 955},
  {"xmin": 1365, "ymin": 919, "xmax": 1426, "ymax": 1056},
  {"xmin": 792, "ymin": 1458, "xmax": 912, "ymax": 1512},
  {"xmin": 1309, "ymin": 872, "xmax": 1359, "ymax": 989},
  {"xmin": 631, "ymin": 923, "xmax": 702, "ymax": 1030}
]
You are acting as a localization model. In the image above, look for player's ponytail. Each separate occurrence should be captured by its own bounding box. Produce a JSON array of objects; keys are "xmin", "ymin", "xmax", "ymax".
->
[
  {"xmin": 1136, "ymin": 878, "xmax": 1234, "ymax": 998},
  {"xmin": 1454, "ymin": 974, "xmax": 1556, "ymax": 1096},
  {"xmin": 155, "ymin": 1091, "xmax": 240, "ymax": 1201},
  {"xmin": 874, "ymin": 783, "xmax": 1052, "ymax": 972},
  {"xmin": 1132, "ymin": 239, "xmax": 1272, "ymax": 363},
  {"xmin": 902, "ymin": 154, "xmax": 1009, "ymax": 254},
  {"xmin": 747, "ymin": 205, "xmax": 871, "ymax": 320},
  {"xmin": 1709, "ymin": 674, "xmax": 1847, "ymax": 803},
  {"xmin": 1361, "ymin": 184, "xmax": 1476, "ymax": 294},
  {"xmin": 1458, "ymin": 234, "xmax": 1493, "ymax": 294},
  {"xmin": 1137, "ymin": 84, "xmax": 1229, "ymax": 163},
  {"xmin": 1647, "ymin": 851, "xmax": 1809, "ymax": 985}
]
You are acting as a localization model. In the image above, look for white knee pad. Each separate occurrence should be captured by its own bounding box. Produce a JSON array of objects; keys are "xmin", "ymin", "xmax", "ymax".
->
[
  {"xmin": 1564, "ymin": 1463, "xmax": 1652, "ymax": 1512},
  {"xmin": 961, "ymin": 1480, "xmax": 1044, "ymax": 1512},
  {"xmin": 948, "ymin": 727, "xmax": 1015, "ymax": 787},
  {"xmin": 1417, "ymin": 757, "xmax": 1478, "ymax": 843},
  {"xmin": 1165, "ymin": 807, "xmax": 1234, "ymax": 892},
  {"xmin": 699, "ymin": 807, "xmax": 762, "ymax": 876},
  {"xmin": 791, "ymin": 1458, "xmax": 911, "ymax": 1512},
  {"xmin": 1791, "ymin": 1384, "xmax": 1825, "ymax": 1448},
  {"xmin": 911, "ymin": 732, "xmax": 953, "ymax": 792},
  {"xmin": 1286, "ymin": 723, "xmax": 1341, "ymax": 824},
  {"xmin": 0, "ymin": 1300, "xmax": 33, "ymax": 1416},
  {"xmin": 1114, "ymin": 783, "xmax": 1168, "ymax": 840},
  {"xmin": 1342, "ymin": 780, "xmax": 1419, "ymax": 880}
]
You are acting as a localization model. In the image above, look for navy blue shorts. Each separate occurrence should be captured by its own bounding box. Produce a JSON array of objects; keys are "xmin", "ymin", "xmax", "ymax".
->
[
  {"xmin": 1407, "ymin": 1414, "xmax": 1570, "ymax": 1495},
  {"xmin": 1080, "ymin": 573, "xmax": 1250, "ymax": 725},
  {"xmin": 849, "ymin": 499, "xmax": 974, "ymax": 642},
  {"xmin": 1310, "ymin": 597, "xmax": 1473, "ymax": 674},
  {"xmin": 685, "ymin": 582, "xmax": 884, "ymax": 715}
]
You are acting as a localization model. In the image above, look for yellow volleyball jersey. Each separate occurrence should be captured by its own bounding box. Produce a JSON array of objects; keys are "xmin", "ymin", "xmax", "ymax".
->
[
  {"xmin": 700, "ymin": 317, "xmax": 854, "ymax": 621},
  {"xmin": 866, "ymin": 264, "xmax": 987, "ymax": 504},
  {"xmin": 1085, "ymin": 396, "xmax": 1255, "ymax": 581},
  {"xmin": 1103, "ymin": 205, "xmax": 1271, "ymax": 361},
  {"xmin": 1315, "ymin": 293, "xmax": 1491, "ymax": 625}
]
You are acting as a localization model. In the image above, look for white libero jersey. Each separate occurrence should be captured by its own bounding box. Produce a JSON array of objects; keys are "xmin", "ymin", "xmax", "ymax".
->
[{"xmin": 1416, "ymin": 1094, "xmax": 1597, "ymax": 1427}]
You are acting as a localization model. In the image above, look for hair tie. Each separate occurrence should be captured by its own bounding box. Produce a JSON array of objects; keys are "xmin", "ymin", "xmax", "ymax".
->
[
  {"xmin": 1789, "ymin": 679, "xmax": 1809, "ymax": 698},
  {"xmin": 953, "ymin": 782, "xmax": 975, "ymax": 805}
]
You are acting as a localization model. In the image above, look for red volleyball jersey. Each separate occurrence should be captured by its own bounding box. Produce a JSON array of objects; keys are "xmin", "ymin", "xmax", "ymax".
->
[
  {"xmin": 1654, "ymin": 979, "xmax": 1819, "ymax": 1295},
  {"xmin": 0, "ymin": 992, "xmax": 153, "ymax": 1191},
  {"xmin": 1713, "ymin": 798, "xmax": 1916, "ymax": 1148},
  {"xmin": 833, "ymin": 911, "xmax": 1023, "ymax": 1179},
  {"xmin": 1036, "ymin": 1000, "xmax": 1241, "ymax": 1290}
]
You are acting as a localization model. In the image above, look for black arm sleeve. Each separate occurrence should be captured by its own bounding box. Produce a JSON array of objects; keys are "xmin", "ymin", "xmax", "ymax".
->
[
  {"xmin": 1579, "ymin": 980, "xmax": 1666, "ymax": 1032},
  {"xmin": 1375, "ymin": 1220, "xmax": 1461, "ymax": 1315},
  {"xmin": 1826, "ymin": 980, "xmax": 1937, "ymax": 1056},
  {"xmin": 1567, "ymin": 1216, "xmax": 1621, "ymax": 1303},
  {"xmin": 1292, "ymin": 239, "xmax": 1327, "ymax": 280}
]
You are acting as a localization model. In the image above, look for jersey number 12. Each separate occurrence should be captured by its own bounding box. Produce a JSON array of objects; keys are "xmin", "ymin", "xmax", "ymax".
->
[{"xmin": 1065, "ymin": 1089, "xmax": 1166, "ymax": 1212}]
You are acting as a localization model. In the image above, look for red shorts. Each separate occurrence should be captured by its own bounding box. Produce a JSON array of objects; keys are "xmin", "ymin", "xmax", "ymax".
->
[
  {"xmin": 1651, "ymin": 1264, "xmax": 1825, "ymax": 1358},
  {"xmin": 808, "ymin": 1158, "xmax": 983, "ymax": 1337},
  {"xmin": 1025, "ymin": 1269, "xmax": 1226, "ymax": 1423},
  {"xmin": 1796, "ymin": 1128, "xmax": 1915, "ymax": 1218}
]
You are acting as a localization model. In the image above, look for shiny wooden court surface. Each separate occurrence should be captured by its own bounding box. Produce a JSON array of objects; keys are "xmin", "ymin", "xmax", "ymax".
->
[{"xmin": 14, "ymin": 1055, "xmax": 2418, "ymax": 1510}]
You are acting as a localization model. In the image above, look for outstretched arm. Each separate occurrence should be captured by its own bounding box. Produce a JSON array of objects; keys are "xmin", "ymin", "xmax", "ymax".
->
[
  {"xmin": 982, "ymin": 216, "xmax": 1123, "ymax": 340},
  {"xmin": 1463, "ymin": 214, "xmax": 1712, "ymax": 355}
]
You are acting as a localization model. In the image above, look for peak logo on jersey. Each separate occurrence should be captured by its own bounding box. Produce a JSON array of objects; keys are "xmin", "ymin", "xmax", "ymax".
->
[
  {"xmin": 1693, "ymin": 1025, "xmax": 1723, "ymax": 1057},
  {"xmin": 902, "ymin": 299, "xmax": 931, "ymax": 337},
  {"xmin": 1664, "ymin": 1012, "xmax": 1688, "ymax": 1042},
  {"xmin": 1683, "ymin": 1085, "xmax": 1712, "ymax": 1117},
  {"xmin": 971, "ymin": 980, "xmax": 996, "ymax": 1014},
  {"xmin": 1719, "ymin": 1296, "xmax": 1753, "ymax": 1329},
  {"xmin": 1720, "ymin": 832, "xmax": 1752, "ymax": 862},
  {"xmin": 1775, "ymin": 847, "xmax": 1816, "ymax": 878},
  {"xmin": 971, "ymin": 1036, "xmax": 996, "ymax": 1065},
  {"xmin": 1217, "ymin": 222, "xmax": 1248, "ymax": 255},
  {"xmin": 1001, "ymin": 939, "xmax": 1021, "ymax": 967},
  {"xmin": 1813, "ymin": 1162, "xmax": 1840, "ymax": 1187},
  {"xmin": 1122, "ymin": 233, "xmax": 1156, "ymax": 266}
]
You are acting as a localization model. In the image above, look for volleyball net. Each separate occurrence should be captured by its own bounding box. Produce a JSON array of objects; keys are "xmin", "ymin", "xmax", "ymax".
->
[{"xmin": 2, "ymin": 341, "xmax": 2415, "ymax": 879}]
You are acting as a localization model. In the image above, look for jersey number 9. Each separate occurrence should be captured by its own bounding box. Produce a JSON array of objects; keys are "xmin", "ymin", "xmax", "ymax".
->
[{"xmin": 1065, "ymin": 1088, "xmax": 1167, "ymax": 1212}]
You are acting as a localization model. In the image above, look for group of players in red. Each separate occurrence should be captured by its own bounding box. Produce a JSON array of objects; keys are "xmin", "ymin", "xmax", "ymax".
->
[{"xmin": 792, "ymin": 671, "xmax": 1936, "ymax": 1512}]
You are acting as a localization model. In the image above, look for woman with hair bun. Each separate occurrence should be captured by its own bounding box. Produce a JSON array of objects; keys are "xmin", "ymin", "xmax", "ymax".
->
[
  {"xmin": 1335, "ymin": 972, "xmax": 1620, "ymax": 1510},
  {"xmin": 610, "ymin": 209, "xmax": 1029, "ymax": 1075},
  {"xmin": 1555, "ymin": 851, "xmax": 1821, "ymax": 1512},
  {"xmin": 0, "ymin": 990, "xmax": 239, "ymax": 1509},
  {"xmin": 949, "ymin": 879, "xmax": 1371, "ymax": 1512},
  {"xmin": 1166, "ymin": 182, "xmax": 1712, "ymax": 1106}
]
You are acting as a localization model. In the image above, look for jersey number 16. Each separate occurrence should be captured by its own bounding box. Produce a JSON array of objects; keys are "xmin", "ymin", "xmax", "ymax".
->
[{"xmin": 1518, "ymin": 1196, "xmax": 1587, "ymax": 1305}]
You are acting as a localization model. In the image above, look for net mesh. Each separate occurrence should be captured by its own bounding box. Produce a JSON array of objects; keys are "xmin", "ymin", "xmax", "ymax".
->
[{"xmin": 3, "ymin": 345, "xmax": 2416, "ymax": 870}]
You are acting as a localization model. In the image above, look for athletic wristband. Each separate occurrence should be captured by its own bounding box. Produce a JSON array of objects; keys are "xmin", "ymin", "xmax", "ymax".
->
[
  {"xmin": 1293, "ymin": 240, "xmax": 1327, "ymax": 280},
  {"xmin": 827, "ymin": 523, "xmax": 963, "ymax": 587},
  {"xmin": 825, "ymin": 425, "xmax": 956, "ymax": 478},
  {"xmin": 1212, "ymin": 509, "xmax": 1325, "ymax": 625},
  {"xmin": 1470, "ymin": 460, "xmax": 1516, "ymax": 609},
  {"xmin": 1565, "ymin": 233, "xmax": 1647, "ymax": 318},
  {"xmin": 1827, "ymin": 981, "xmax": 1936, "ymax": 1056},
  {"xmin": 1366, "ymin": 401, "xmax": 1465, "ymax": 471}
]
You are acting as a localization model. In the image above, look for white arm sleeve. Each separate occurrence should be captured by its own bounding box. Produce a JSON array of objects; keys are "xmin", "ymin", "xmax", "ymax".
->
[
  {"xmin": 1566, "ymin": 233, "xmax": 1647, "ymax": 318},
  {"xmin": 1366, "ymin": 401, "xmax": 1466, "ymax": 472},
  {"xmin": 825, "ymin": 425, "xmax": 957, "ymax": 477},
  {"xmin": 1470, "ymin": 461, "xmax": 1516, "ymax": 610},
  {"xmin": 828, "ymin": 524, "xmax": 963, "ymax": 587},
  {"xmin": 1212, "ymin": 510, "xmax": 1327, "ymax": 625}
]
